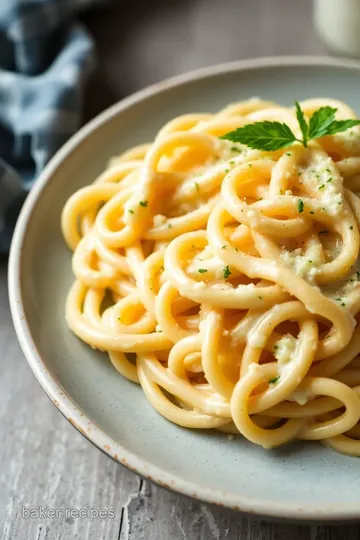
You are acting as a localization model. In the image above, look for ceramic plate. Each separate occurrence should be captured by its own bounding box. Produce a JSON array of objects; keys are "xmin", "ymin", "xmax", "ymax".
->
[{"xmin": 9, "ymin": 57, "xmax": 360, "ymax": 521}]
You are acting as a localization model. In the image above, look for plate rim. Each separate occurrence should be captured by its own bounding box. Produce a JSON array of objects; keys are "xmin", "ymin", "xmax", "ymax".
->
[{"xmin": 8, "ymin": 55, "xmax": 360, "ymax": 521}]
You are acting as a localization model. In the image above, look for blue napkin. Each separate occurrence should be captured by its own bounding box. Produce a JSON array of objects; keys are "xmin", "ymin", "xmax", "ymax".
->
[{"xmin": 0, "ymin": 0, "xmax": 97, "ymax": 253}]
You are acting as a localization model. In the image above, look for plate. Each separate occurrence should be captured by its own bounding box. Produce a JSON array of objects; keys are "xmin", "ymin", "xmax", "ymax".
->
[{"xmin": 9, "ymin": 56, "xmax": 360, "ymax": 521}]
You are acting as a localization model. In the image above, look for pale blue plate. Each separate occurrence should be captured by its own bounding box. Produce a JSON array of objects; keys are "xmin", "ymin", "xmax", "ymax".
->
[{"xmin": 9, "ymin": 57, "xmax": 360, "ymax": 521}]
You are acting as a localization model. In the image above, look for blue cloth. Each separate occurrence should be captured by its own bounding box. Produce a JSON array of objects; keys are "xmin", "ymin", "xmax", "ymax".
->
[{"xmin": 0, "ymin": 0, "xmax": 97, "ymax": 253}]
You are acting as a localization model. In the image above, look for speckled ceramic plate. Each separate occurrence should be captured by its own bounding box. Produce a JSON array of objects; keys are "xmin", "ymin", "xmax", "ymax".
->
[{"xmin": 9, "ymin": 57, "xmax": 360, "ymax": 522}]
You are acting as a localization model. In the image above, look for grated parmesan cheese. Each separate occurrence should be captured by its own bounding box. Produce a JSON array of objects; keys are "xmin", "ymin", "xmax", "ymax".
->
[{"xmin": 273, "ymin": 334, "xmax": 297, "ymax": 365}]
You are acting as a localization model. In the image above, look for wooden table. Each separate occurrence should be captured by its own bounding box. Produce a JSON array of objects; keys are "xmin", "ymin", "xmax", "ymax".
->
[{"xmin": 2, "ymin": 0, "xmax": 359, "ymax": 538}]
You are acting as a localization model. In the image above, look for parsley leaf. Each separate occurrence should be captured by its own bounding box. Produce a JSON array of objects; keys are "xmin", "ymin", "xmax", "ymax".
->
[
  {"xmin": 221, "ymin": 121, "xmax": 296, "ymax": 151},
  {"xmin": 324, "ymin": 119, "xmax": 360, "ymax": 135},
  {"xmin": 198, "ymin": 268, "xmax": 208, "ymax": 273},
  {"xmin": 269, "ymin": 376, "xmax": 280, "ymax": 385},
  {"xmin": 297, "ymin": 199, "xmax": 304, "ymax": 213},
  {"xmin": 139, "ymin": 200, "xmax": 148, "ymax": 207},
  {"xmin": 308, "ymin": 106, "xmax": 337, "ymax": 139},
  {"xmin": 223, "ymin": 266, "xmax": 231, "ymax": 279},
  {"xmin": 295, "ymin": 101, "xmax": 308, "ymax": 147}
]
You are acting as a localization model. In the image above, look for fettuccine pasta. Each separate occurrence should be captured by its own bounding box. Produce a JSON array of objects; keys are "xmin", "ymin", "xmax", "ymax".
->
[{"xmin": 62, "ymin": 98, "xmax": 360, "ymax": 455}]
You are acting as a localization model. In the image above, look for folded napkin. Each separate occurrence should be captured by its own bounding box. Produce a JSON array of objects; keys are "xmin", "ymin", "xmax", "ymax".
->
[{"xmin": 0, "ymin": 0, "xmax": 97, "ymax": 253}]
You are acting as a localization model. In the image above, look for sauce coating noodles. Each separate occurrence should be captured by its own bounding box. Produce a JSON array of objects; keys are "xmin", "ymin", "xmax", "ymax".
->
[{"xmin": 62, "ymin": 98, "xmax": 360, "ymax": 455}]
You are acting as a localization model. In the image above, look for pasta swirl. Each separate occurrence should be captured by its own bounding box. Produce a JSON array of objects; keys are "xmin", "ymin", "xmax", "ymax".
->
[{"xmin": 62, "ymin": 98, "xmax": 360, "ymax": 455}]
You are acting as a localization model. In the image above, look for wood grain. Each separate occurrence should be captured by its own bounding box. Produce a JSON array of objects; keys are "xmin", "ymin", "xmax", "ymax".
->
[{"xmin": 2, "ymin": 0, "xmax": 359, "ymax": 538}]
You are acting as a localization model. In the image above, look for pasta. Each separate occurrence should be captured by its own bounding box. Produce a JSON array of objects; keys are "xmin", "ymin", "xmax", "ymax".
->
[{"xmin": 62, "ymin": 97, "xmax": 360, "ymax": 455}]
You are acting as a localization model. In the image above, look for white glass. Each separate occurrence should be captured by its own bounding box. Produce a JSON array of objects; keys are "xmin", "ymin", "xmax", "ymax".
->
[{"xmin": 314, "ymin": 0, "xmax": 360, "ymax": 57}]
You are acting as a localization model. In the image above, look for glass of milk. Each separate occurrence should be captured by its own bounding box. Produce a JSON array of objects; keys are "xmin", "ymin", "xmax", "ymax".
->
[{"xmin": 314, "ymin": 0, "xmax": 360, "ymax": 57}]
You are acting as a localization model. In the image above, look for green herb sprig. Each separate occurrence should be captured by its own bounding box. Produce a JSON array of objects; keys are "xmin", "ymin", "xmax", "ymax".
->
[{"xmin": 221, "ymin": 102, "xmax": 360, "ymax": 151}]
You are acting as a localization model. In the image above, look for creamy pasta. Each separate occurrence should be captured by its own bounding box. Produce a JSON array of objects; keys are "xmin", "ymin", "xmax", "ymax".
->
[{"xmin": 62, "ymin": 98, "xmax": 360, "ymax": 455}]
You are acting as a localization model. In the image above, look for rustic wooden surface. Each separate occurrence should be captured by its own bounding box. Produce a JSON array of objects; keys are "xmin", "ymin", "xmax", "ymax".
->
[{"xmin": 3, "ymin": 0, "xmax": 360, "ymax": 538}]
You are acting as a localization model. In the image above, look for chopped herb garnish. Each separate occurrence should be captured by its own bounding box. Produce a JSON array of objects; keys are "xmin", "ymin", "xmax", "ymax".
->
[
  {"xmin": 310, "ymin": 210, "xmax": 315, "ymax": 215},
  {"xmin": 350, "ymin": 225, "xmax": 354, "ymax": 230},
  {"xmin": 269, "ymin": 376, "xmax": 280, "ymax": 385},
  {"xmin": 221, "ymin": 245, "xmax": 227, "ymax": 249},
  {"xmin": 231, "ymin": 146, "xmax": 241, "ymax": 153},
  {"xmin": 139, "ymin": 200, "xmax": 148, "ymax": 207},
  {"xmin": 297, "ymin": 199, "xmax": 304, "ymax": 213},
  {"xmin": 198, "ymin": 268, "xmax": 208, "ymax": 273},
  {"xmin": 168, "ymin": 223, "xmax": 172, "ymax": 228},
  {"xmin": 194, "ymin": 182, "xmax": 199, "ymax": 191},
  {"xmin": 258, "ymin": 296, "xmax": 263, "ymax": 300},
  {"xmin": 248, "ymin": 163, "xmax": 252, "ymax": 168},
  {"xmin": 285, "ymin": 152, "xmax": 291, "ymax": 156},
  {"xmin": 223, "ymin": 265, "xmax": 231, "ymax": 279},
  {"xmin": 128, "ymin": 209, "xmax": 134, "ymax": 214},
  {"xmin": 318, "ymin": 184, "xmax": 325, "ymax": 190}
]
